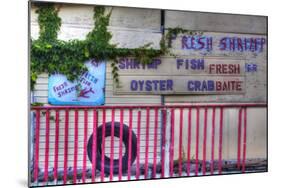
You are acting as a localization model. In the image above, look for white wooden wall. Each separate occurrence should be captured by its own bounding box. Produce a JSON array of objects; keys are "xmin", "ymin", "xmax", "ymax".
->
[
  {"xmin": 31, "ymin": 4, "xmax": 267, "ymax": 175},
  {"xmin": 31, "ymin": 4, "xmax": 163, "ymax": 174},
  {"xmin": 31, "ymin": 4, "xmax": 162, "ymax": 106}
]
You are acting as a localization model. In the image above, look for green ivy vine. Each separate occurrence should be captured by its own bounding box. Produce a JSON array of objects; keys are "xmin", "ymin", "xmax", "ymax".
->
[
  {"xmin": 31, "ymin": 3, "xmax": 200, "ymax": 90},
  {"xmin": 165, "ymin": 27, "xmax": 203, "ymax": 47}
]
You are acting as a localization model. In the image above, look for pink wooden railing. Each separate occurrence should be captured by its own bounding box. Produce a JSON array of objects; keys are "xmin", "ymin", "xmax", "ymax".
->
[{"xmin": 30, "ymin": 103, "xmax": 266, "ymax": 185}]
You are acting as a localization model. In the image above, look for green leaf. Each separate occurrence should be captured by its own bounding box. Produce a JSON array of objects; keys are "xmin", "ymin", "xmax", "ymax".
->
[{"xmin": 31, "ymin": 4, "xmax": 173, "ymax": 91}]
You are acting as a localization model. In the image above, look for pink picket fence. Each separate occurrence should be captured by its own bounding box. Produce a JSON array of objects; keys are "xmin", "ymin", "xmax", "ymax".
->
[{"xmin": 30, "ymin": 103, "xmax": 266, "ymax": 185}]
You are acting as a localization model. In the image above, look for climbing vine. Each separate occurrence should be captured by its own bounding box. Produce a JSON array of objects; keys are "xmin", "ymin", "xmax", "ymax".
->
[
  {"xmin": 31, "ymin": 3, "xmax": 87, "ymax": 89},
  {"xmin": 165, "ymin": 27, "xmax": 203, "ymax": 47},
  {"xmin": 31, "ymin": 3, "xmax": 201, "ymax": 90}
]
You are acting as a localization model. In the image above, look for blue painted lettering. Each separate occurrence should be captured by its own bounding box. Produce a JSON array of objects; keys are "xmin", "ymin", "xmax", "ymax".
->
[
  {"xmin": 130, "ymin": 80, "xmax": 138, "ymax": 91},
  {"xmin": 219, "ymin": 37, "xmax": 266, "ymax": 52},
  {"xmin": 129, "ymin": 80, "xmax": 173, "ymax": 91},
  {"xmin": 245, "ymin": 63, "xmax": 257, "ymax": 72},
  {"xmin": 176, "ymin": 59, "xmax": 205, "ymax": 70},
  {"xmin": 182, "ymin": 35, "xmax": 213, "ymax": 51},
  {"xmin": 187, "ymin": 80, "xmax": 215, "ymax": 91}
]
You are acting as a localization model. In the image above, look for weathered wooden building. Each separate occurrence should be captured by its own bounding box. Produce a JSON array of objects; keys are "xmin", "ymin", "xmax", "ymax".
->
[{"xmin": 30, "ymin": 2, "xmax": 267, "ymax": 186}]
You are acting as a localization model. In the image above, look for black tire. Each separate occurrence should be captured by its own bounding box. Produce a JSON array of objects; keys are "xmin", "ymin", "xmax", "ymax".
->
[{"xmin": 87, "ymin": 122, "xmax": 137, "ymax": 175}]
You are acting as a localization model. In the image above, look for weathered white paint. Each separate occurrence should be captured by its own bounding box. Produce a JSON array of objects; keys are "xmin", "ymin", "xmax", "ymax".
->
[
  {"xmin": 31, "ymin": 4, "xmax": 162, "ymax": 48},
  {"xmin": 37, "ymin": 109, "xmax": 162, "ymax": 172},
  {"xmin": 31, "ymin": 3, "xmax": 267, "ymax": 179},
  {"xmin": 164, "ymin": 31, "xmax": 267, "ymax": 103},
  {"xmin": 115, "ymin": 75, "xmax": 245, "ymax": 94},
  {"xmin": 165, "ymin": 10, "xmax": 267, "ymax": 34},
  {"xmin": 166, "ymin": 104, "xmax": 267, "ymax": 160}
]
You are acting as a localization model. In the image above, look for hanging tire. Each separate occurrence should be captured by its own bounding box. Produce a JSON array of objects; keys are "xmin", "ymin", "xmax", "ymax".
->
[{"xmin": 87, "ymin": 122, "xmax": 137, "ymax": 175}]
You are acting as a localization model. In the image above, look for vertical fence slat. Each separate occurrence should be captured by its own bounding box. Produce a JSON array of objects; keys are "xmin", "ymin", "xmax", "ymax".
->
[
  {"xmin": 91, "ymin": 110, "xmax": 98, "ymax": 182},
  {"xmin": 218, "ymin": 107, "xmax": 224, "ymax": 174},
  {"xmin": 144, "ymin": 107, "xmax": 150, "ymax": 179},
  {"xmin": 161, "ymin": 110, "xmax": 167, "ymax": 178},
  {"xmin": 237, "ymin": 108, "xmax": 242, "ymax": 169},
  {"xmin": 136, "ymin": 110, "xmax": 141, "ymax": 180},
  {"xmin": 210, "ymin": 108, "xmax": 216, "ymax": 175},
  {"xmin": 202, "ymin": 108, "xmax": 208, "ymax": 175},
  {"xmin": 34, "ymin": 110, "xmax": 40, "ymax": 182},
  {"xmin": 73, "ymin": 110, "xmax": 79, "ymax": 184},
  {"xmin": 101, "ymin": 109, "xmax": 106, "ymax": 182},
  {"xmin": 110, "ymin": 109, "xmax": 115, "ymax": 181},
  {"xmin": 63, "ymin": 110, "xmax": 69, "ymax": 184},
  {"xmin": 82, "ymin": 109, "xmax": 88, "ymax": 183},
  {"xmin": 127, "ymin": 109, "xmax": 133, "ymax": 180},
  {"xmin": 195, "ymin": 108, "xmax": 200, "ymax": 176},
  {"xmin": 169, "ymin": 108, "xmax": 175, "ymax": 177},
  {"xmin": 31, "ymin": 104, "xmax": 257, "ymax": 185},
  {"xmin": 54, "ymin": 110, "xmax": 59, "ymax": 181},
  {"xmin": 118, "ymin": 109, "xmax": 124, "ymax": 180},
  {"xmin": 178, "ymin": 108, "xmax": 183, "ymax": 177},
  {"xmin": 153, "ymin": 108, "xmax": 159, "ymax": 178},
  {"xmin": 242, "ymin": 108, "xmax": 247, "ymax": 173},
  {"xmin": 44, "ymin": 110, "xmax": 50, "ymax": 183},
  {"xmin": 187, "ymin": 108, "xmax": 192, "ymax": 176}
]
